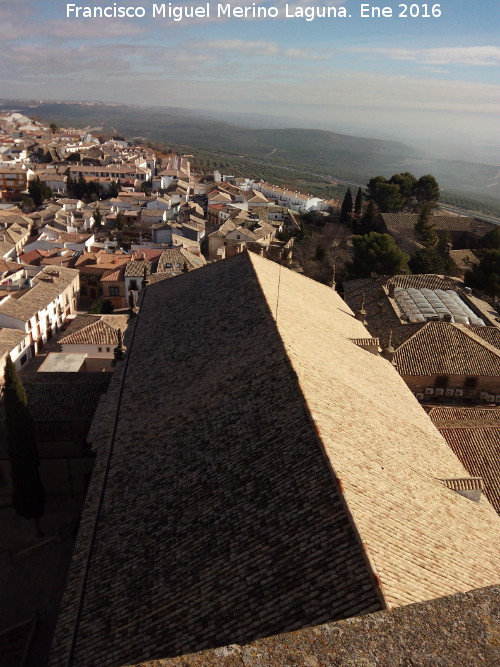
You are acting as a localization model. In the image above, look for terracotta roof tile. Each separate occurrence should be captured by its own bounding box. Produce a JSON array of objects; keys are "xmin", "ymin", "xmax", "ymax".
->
[
  {"xmin": 394, "ymin": 322, "xmax": 500, "ymax": 376},
  {"xmin": 429, "ymin": 406, "xmax": 500, "ymax": 513},
  {"xmin": 52, "ymin": 253, "xmax": 500, "ymax": 667},
  {"xmin": 0, "ymin": 266, "xmax": 79, "ymax": 322},
  {"xmin": 60, "ymin": 319, "xmax": 121, "ymax": 346}
]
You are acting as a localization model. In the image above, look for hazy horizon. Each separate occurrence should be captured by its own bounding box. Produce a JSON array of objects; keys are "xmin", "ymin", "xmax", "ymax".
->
[{"xmin": 1, "ymin": 1, "xmax": 498, "ymax": 164}]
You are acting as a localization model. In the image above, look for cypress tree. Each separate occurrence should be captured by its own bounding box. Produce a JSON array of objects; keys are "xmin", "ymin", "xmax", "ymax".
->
[
  {"xmin": 354, "ymin": 187, "xmax": 363, "ymax": 216},
  {"xmin": 415, "ymin": 203, "xmax": 439, "ymax": 247},
  {"xmin": 340, "ymin": 188, "xmax": 353, "ymax": 226},
  {"xmin": 355, "ymin": 200, "xmax": 381, "ymax": 235},
  {"xmin": 3, "ymin": 357, "xmax": 45, "ymax": 534},
  {"xmin": 93, "ymin": 206, "xmax": 102, "ymax": 226}
]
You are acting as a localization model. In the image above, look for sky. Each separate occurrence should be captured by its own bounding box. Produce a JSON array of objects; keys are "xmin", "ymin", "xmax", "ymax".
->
[{"xmin": 0, "ymin": 1, "xmax": 499, "ymax": 161}]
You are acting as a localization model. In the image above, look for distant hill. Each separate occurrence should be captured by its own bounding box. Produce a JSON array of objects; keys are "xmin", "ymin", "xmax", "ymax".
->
[{"xmin": 2, "ymin": 100, "xmax": 499, "ymax": 205}]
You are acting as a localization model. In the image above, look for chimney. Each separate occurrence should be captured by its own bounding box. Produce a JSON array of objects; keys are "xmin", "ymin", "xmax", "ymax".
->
[
  {"xmin": 355, "ymin": 293, "xmax": 367, "ymax": 324},
  {"xmin": 112, "ymin": 328, "xmax": 126, "ymax": 365},
  {"xmin": 382, "ymin": 330, "xmax": 396, "ymax": 365}
]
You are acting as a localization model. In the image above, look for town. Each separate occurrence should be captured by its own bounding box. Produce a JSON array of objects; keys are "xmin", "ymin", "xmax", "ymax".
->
[{"xmin": 0, "ymin": 110, "xmax": 498, "ymax": 666}]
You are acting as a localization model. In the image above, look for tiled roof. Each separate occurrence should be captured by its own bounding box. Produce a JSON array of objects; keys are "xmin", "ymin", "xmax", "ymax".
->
[
  {"xmin": 60, "ymin": 319, "xmax": 121, "ymax": 346},
  {"xmin": 209, "ymin": 220, "xmax": 238, "ymax": 238},
  {"xmin": 0, "ymin": 327, "xmax": 26, "ymax": 358},
  {"xmin": 342, "ymin": 274, "xmax": 456, "ymax": 349},
  {"xmin": 449, "ymin": 249, "xmax": 479, "ymax": 271},
  {"xmin": 387, "ymin": 274, "xmax": 455, "ymax": 290},
  {"xmin": 128, "ymin": 585, "xmax": 500, "ymax": 667},
  {"xmin": 125, "ymin": 260, "xmax": 152, "ymax": 277},
  {"xmin": 0, "ymin": 258, "xmax": 26, "ymax": 274},
  {"xmin": 19, "ymin": 248, "xmax": 48, "ymax": 265},
  {"xmin": 59, "ymin": 314, "xmax": 129, "ymax": 340},
  {"xmin": 439, "ymin": 426, "xmax": 500, "ymax": 513},
  {"xmin": 467, "ymin": 325, "xmax": 500, "ymax": 348},
  {"xmin": 101, "ymin": 266, "xmax": 126, "ymax": 282},
  {"xmin": 394, "ymin": 322, "xmax": 500, "ymax": 376},
  {"xmin": 382, "ymin": 213, "xmax": 494, "ymax": 236},
  {"xmin": 429, "ymin": 406, "xmax": 500, "ymax": 513},
  {"xmin": 429, "ymin": 406, "xmax": 500, "ymax": 425},
  {"xmin": 157, "ymin": 248, "xmax": 205, "ymax": 274},
  {"xmin": 52, "ymin": 253, "xmax": 500, "ymax": 667},
  {"xmin": 0, "ymin": 241, "xmax": 14, "ymax": 257},
  {"xmin": 0, "ymin": 266, "xmax": 78, "ymax": 323},
  {"xmin": 0, "ymin": 380, "xmax": 109, "ymax": 422}
]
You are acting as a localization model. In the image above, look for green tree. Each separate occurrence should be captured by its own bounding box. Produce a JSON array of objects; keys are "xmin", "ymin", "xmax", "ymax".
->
[
  {"xmin": 478, "ymin": 226, "xmax": 500, "ymax": 250},
  {"xmin": 49, "ymin": 122, "xmax": 58, "ymax": 134},
  {"xmin": 115, "ymin": 211, "xmax": 125, "ymax": 230},
  {"xmin": 89, "ymin": 299, "xmax": 115, "ymax": 314},
  {"xmin": 347, "ymin": 232, "xmax": 409, "ymax": 278},
  {"xmin": 28, "ymin": 176, "xmax": 52, "ymax": 207},
  {"xmin": 340, "ymin": 188, "xmax": 353, "ymax": 225},
  {"xmin": 3, "ymin": 357, "xmax": 45, "ymax": 534},
  {"xmin": 20, "ymin": 195, "xmax": 35, "ymax": 213},
  {"xmin": 314, "ymin": 244, "xmax": 326, "ymax": 261},
  {"xmin": 74, "ymin": 173, "xmax": 86, "ymax": 199},
  {"xmin": 353, "ymin": 200, "xmax": 381, "ymax": 235},
  {"xmin": 367, "ymin": 176, "xmax": 404, "ymax": 212},
  {"xmin": 389, "ymin": 172, "xmax": 417, "ymax": 208},
  {"xmin": 414, "ymin": 174, "xmax": 440, "ymax": 206},
  {"xmin": 354, "ymin": 187, "xmax": 363, "ymax": 216},
  {"xmin": 93, "ymin": 206, "xmax": 102, "ymax": 226},
  {"xmin": 415, "ymin": 203, "xmax": 439, "ymax": 247},
  {"xmin": 464, "ymin": 250, "xmax": 500, "ymax": 297},
  {"xmin": 109, "ymin": 180, "xmax": 121, "ymax": 198},
  {"xmin": 409, "ymin": 247, "xmax": 446, "ymax": 274}
]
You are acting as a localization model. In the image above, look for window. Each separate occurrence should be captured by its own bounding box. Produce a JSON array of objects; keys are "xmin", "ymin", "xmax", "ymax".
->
[
  {"xmin": 80, "ymin": 286, "xmax": 87, "ymax": 296},
  {"xmin": 464, "ymin": 377, "xmax": 478, "ymax": 389},
  {"xmin": 129, "ymin": 280, "xmax": 138, "ymax": 290},
  {"xmin": 20, "ymin": 354, "xmax": 27, "ymax": 366},
  {"xmin": 435, "ymin": 376, "xmax": 448, "ymax": 388},
  {"xmin": 109, "ymin": 286, "xmax": 119, "ymax": 297}
]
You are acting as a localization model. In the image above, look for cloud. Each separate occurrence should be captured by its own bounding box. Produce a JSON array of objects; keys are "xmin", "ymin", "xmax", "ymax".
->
[
  {"xmin": 199, "ymin": 39, "xmax": 331, "ymax": 61},
  {"xmin": 36, "ymin": 18, "xmax": 146, "ymax": 40},
  {"xmin": 347, "ymin": 46, "xmax": 500, "ymax": 67}
]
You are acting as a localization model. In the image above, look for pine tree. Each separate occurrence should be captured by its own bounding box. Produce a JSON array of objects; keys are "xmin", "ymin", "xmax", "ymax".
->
[
  {"xmin": 347, "ymin": 232, "xmax": 409, "ymax": 278},
  {"xmin": 340, "ymin": 188, "xmax": 353, "ymax": 225},
  {"xmin": 3, "ymin": 357, "xmax": 45, "ymax": 534}
]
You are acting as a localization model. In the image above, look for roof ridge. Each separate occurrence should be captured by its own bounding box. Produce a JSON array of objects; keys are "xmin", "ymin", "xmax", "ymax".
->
[{"xmin": 454, "ymin": 323, "xmax": 500, "ymax": 358}]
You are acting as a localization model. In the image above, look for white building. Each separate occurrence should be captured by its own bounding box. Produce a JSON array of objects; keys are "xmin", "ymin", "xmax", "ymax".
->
[
  {"xmin": 252, "ymin": 181, "xmax": 326, "ymax": 212},
  {"xmin": 0, "ymin": 266, "xmax": 79, "ymax": 355}
]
